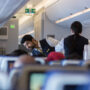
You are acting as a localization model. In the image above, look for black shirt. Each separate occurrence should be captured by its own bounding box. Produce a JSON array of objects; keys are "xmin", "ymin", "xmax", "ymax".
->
[{"xmin": 64, "ymin": 35, "xmax": 88, "ymax": 58}]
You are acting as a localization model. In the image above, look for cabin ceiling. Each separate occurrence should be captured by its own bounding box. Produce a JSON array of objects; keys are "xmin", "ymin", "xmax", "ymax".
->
[
  {"xmin": 46, "ymin": 0, "xmax": 90, "ymax": 28},
  {"xmin": 1, "ymin": 0, "xmax": 90, "ymax": 28},
  {"xmin": 30, "ymin": 0, "xmax": 43, "ymax": 6},
  {"xmin": 15, "ymin": 0, "xmax": 43, "ymax": 19},
  {"xmin": 0, "ymin": 0, "xmax": 29, "ymax": 26},
  {"xmin": 57, "ymin": 12, "xmax": 90, "ymax": 28}
]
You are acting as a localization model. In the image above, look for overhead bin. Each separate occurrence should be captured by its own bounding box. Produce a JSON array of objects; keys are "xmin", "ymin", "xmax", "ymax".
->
[
  {"xmin": 0, "ymin": 0, "xmax": 29, "ymax": 26},
  {"xmin": 46, "ymin": 0, "xmax": 90, "ymax": 27},
  {"xmin": 56, "ymin": 12, "xmax": 90, "ymax": 28}
]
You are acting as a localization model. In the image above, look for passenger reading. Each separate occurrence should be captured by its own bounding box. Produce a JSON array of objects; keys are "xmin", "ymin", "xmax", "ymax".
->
[{"xmin": 30, "ymin": 73, "xmax": 45, "ymax": 90}]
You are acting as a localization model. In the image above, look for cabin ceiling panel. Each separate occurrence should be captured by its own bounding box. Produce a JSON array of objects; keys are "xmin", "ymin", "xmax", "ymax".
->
[
  {"xmin": 46, "ymin": 0, "xmax": 90, "ymax": 27},
  {"xmin": 15, "ymin": 0, "xmax": 43, "ymax": 18},
  {"xmin": 29, "ymin": 0, "xmax": 43, "ymax": 6},
  {"xmin": 0, "ymin": 0, "xmax": 29, "ymax": 26},
  {"xmin": 58, "ymin": 12, "xmax": 90, "ymax": 28}
]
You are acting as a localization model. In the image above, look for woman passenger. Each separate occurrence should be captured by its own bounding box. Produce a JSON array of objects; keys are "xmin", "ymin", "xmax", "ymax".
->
[{"xmin": 55, "ymin": 21, "xmax": 89, "ymax": 59}]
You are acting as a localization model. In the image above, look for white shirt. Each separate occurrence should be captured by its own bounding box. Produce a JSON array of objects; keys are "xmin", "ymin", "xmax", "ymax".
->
[
  {"xmin": 55, "ymin": 39, "xmax": 64, "ymax": 54},
  {"xmin": 46, "ymin": 37, "xmax": 59, "ymax": 47}
]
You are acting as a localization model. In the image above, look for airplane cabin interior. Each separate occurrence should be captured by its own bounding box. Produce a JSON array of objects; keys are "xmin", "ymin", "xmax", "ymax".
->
[{"xmin": 0, "ymin": 0, "xmax": 90, "ymax": 90}]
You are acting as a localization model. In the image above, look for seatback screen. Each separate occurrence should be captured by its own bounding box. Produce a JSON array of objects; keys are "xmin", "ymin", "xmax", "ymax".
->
[{"xmin": 29, "ymin": 73, "xmax": 45, "ymax": 90}]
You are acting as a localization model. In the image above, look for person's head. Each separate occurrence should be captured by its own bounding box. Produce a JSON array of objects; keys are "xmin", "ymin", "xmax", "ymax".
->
[
  {"xmin": 7, "ymin": 49, "xmax": 28, "ymax": 57},
  {"xmin": 21, "ymin": 35, "xmax": 37, "ymax": 49},
  {"xmin": 71, "ymin": 21, "xmax": 82, "ymax": 35},
  {"xmin": 46, "ymin": 52, "xmax": 65, "ymax": 62},
  {"xmin": 14, "ymin": 55, "xmax": 36, "ymax": 68}
]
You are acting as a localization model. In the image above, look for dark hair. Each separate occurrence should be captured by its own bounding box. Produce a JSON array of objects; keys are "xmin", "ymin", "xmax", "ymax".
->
[
  {"xmin": 70, "ymin": 21, "xmax": 83, "ymax": 55},
  {"xmin": 7, "ymin": 49, "xmax": 28, "ymax": 56},
  {"xmin": 71, "ymin": 21, "xmax": 82, "ymax": 35},
  {"xmin": 21, "ymin": 35, "xmax": 33, "ymax": 44}
]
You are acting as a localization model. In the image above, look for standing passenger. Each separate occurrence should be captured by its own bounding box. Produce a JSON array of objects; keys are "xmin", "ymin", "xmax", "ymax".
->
[{"xmin": 55, "ymin": 21, "xmax": 89, "ymax": 59}]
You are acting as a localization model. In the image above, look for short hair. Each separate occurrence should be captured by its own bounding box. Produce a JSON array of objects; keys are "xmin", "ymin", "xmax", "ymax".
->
[
  {"xmin": 71, "ymin": 21, "xmax": 82, "ymax": 34},
  {"xmin": 21, "ymin": 35, "xmax": 33, "ymax": 44}
]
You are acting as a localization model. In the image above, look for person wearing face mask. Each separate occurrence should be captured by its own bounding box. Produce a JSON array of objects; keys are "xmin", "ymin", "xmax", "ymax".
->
[
  {"xmin": 55, "ymin": 21, "xmax": 89, "ymax": 59},
  {"xmin": 19, "ymin": 35, "xmax": 55, "ymax": 57}
]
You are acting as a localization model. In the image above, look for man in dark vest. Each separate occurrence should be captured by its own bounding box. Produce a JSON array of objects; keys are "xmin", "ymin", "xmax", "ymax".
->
[{"xmin": 19, "ymin": 35, "xmax": 55, "ymax": 57}]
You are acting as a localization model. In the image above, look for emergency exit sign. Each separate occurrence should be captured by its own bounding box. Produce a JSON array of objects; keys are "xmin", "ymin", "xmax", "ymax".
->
[
  {"xmin": 10, "ymin": 25, "xmax": 15, "ymax": 29},
  {"xmin": 31, "ymin": 9, "xmax": 36, "ymax": 13},
  {"xmin": 25, "ymin": 8, "xmax": 29, "ymax": 13},
  {"xmin": 25, "ymin": 8, "xmax": 36, "ymax": 14}
]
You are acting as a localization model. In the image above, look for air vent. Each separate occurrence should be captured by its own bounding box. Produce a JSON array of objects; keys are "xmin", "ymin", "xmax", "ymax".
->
[{"xmin": 0, "ymin": 27, "xmax": 8, "ymax": 40}]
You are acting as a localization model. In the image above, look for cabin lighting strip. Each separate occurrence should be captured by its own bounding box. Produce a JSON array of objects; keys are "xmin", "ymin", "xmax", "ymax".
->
[{"xmin": 56, "ymin": 8, "xmax": 90, "ymax": 23}]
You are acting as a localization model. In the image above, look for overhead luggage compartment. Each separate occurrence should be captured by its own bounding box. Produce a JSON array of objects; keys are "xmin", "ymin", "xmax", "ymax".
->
[{"xmin": 46, "ymin": 0, "xmax": 90, "ymax": 28}]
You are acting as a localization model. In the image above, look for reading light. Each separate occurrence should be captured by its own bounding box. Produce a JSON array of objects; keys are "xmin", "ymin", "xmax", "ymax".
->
[{"xmin": 56, "ymin": 8, "xmax": 90, "ymax": 23}]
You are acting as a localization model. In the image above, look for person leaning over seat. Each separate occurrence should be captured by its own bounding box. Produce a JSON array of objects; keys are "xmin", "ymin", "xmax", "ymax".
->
[{"xmin": 19, "ymin": 35, "xmax": 57, "ymax": 57}]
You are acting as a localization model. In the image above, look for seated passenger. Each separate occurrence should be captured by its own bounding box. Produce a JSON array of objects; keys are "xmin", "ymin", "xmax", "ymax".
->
[
  {"xmin": 9, "ymin": 55, "xmax": 36, "ymax": 90},
  {"xmin": 55, "ymin": 21, "xmax": 89, "ymax": 59},
  {"xmin": 0, "ymin": 49, "xmax": 28, "ymax": 73},
  {"xmin": 14, "ymin": 55, "xmax": 36, "ymax": 68},
  {"xmin": 46, "ymin": 52, "xmax": 65, "ymax": 62},
  {"xmin": 19, "ymin": 35, "xmax": 56, "ymax": 57}
]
